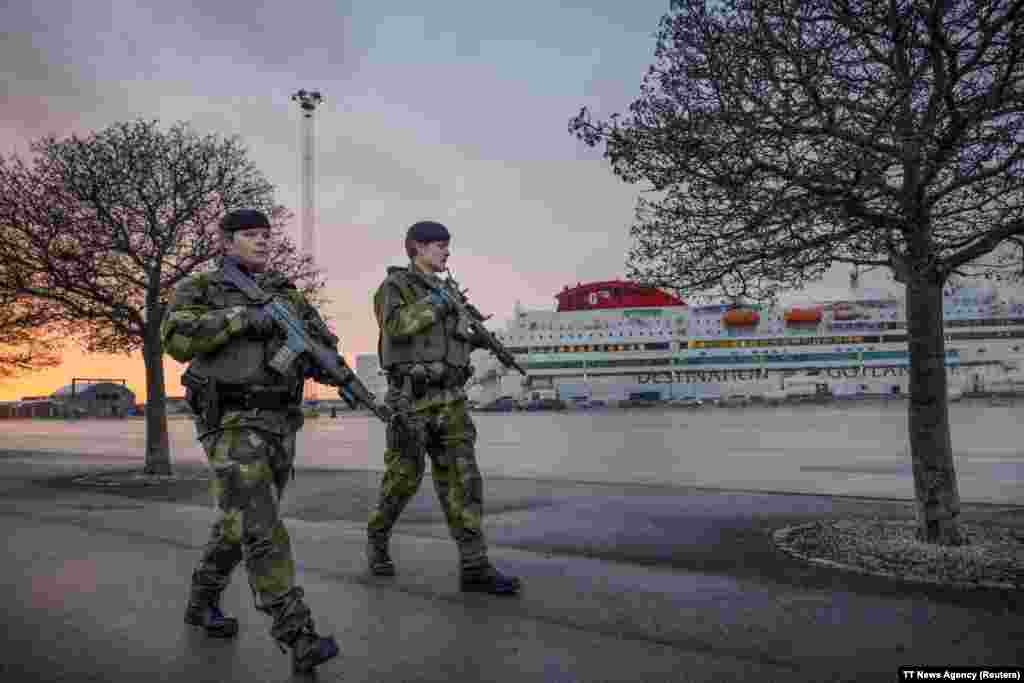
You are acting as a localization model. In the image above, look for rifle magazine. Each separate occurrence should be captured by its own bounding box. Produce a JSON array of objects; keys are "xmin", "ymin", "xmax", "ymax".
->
[{"xmin": 269, "ymin": 346, "xmax": 299, "ymax": 374}]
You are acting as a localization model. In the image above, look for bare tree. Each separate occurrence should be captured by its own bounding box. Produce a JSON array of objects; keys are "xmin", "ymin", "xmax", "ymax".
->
[
  {"xmin": 0, "ymin": 119, "xmax": 322, "ymax": 474},
  {"xmin": 0, "ymin": 284, "xmax": 62, "ymax": 380},
  {"xmin": 0, "ymin": 227, "xmax": 75, "ymax": 381},
  {"xmin": 570, "ymin": 0, "xmax": 1024, "ymax": 543}
]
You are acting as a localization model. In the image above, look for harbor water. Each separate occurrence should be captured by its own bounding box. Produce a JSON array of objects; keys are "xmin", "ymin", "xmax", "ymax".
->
[{"xmin": 0, "ymin": 398, "xmax": 1020, "ymax": 504}]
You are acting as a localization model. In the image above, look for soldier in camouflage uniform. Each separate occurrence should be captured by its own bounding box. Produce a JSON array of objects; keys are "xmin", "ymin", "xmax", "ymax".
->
[
  {"xmin": 160, "ymin": 209, "xmax": 339, "ymax": 673},
  {"xmin": 367, "ymin": 220, "xmax": 521, "ymax": 595}
]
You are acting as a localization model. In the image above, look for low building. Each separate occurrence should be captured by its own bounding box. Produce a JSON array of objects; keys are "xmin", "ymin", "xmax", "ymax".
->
[
  {"xmin": 1, "ymin": 398, "xmax": 65, "ymax": 418},
  {"xmin": 52, "ymin": 381, "xmax": 136, "ymax": 418}
]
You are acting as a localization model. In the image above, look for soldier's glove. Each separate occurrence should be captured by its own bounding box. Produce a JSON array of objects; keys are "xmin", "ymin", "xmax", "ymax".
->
[
  {"xmin": 453, "ymin": 314, "xmax": 475, "ymax": 342},
  {"xmin": 245, "ymin": 307, "xmax": 279, "ymax": 338},
  {"xmin": 315, "ymin": 362, "xmax": 352, "ymax": 388},
  {"xmin": 469, "ymin": 328, "xmax": 491, "ymax": 350}
]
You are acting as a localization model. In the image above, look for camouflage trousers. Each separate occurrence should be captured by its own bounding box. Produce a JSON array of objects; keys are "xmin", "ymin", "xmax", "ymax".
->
[
  {"xmin": 367, "ymin": 398, "xmax": 489, "ymax": 569},
  {"xmin": 189, "ymin": 419, "xmax": 313, "ymax": 645}
]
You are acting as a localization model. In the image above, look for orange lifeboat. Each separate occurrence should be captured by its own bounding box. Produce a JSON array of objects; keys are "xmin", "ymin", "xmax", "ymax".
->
[
  {"xmin": 784, "ymin": 307, "xmax": 822, "ymax": 324},
  {"xmin": 832, "ymin": 303, "xmax": 865, "ymax": 320},
  {"xmin": 723, "ymin": 308, "xmax": 760, "ymax": 326}
]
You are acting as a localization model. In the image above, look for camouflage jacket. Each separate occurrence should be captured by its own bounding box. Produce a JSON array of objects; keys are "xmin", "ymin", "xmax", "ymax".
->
[
  {"xmin": 374, "ymin": 262, "xmax": 486, "ymax": 409},
  {"xmin": 161, "ymin": 260, "xmax": 339, "ymax": 430}
]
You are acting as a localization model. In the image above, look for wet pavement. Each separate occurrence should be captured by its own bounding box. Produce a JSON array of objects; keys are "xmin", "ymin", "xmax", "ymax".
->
[{"xmin": 0, "ymin": 451, "xmax": 1021, "ymax": 681}]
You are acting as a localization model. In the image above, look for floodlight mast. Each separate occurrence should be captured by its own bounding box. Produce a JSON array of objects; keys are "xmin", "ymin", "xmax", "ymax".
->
[
  {"xmin": 290, "ymin": 89, "xmax": 324, "ymax": 268},
  {"xmin": 291, "ymin": 89, "xmax": 324, "ymax": 403}
]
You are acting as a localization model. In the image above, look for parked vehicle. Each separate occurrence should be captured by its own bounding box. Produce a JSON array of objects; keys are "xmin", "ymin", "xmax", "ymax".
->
[
  {"xmin": 479, "ymin": 397, "xmax": 520, "ymax": 412},
  {"xmin": 669, "ymin": 398, "xmax": 704, "ymax": 408},
  {"xmin": 619, "ymin": 398, "xmax": 662, "ymax": 409},
  {"xmin": 719, "ymin": 393, "xmax": 752, "ymax": 407},
  {"xmin": 581, "ymin": 399, "xmax": 607, "ymax": 409},
  {"xmin": 524, "ymin": 398, "xmax": 567, "ymax": 411}
]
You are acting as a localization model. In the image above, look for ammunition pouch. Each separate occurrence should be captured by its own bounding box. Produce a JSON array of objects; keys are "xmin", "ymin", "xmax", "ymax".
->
[
  {"xmin": 388, "ymin": 362, "xmax": 472, "ymax": 400},
  {"xmin": 409, "ymin": 364, "xmax": 429, "ymax": 399},
  {"xmin": 218, "ymin": 386, "xmax": 297, "ymax": 412},
  {"xmin": 182, "ymin": 369, "xmax": 299, "ymax": 426},
  {"xmin": 182, "ymin": 368, "xmax": 220, "ymax": 428}
]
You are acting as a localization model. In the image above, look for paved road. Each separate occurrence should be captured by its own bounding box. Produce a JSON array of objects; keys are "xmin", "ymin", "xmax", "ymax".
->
[{"xmin": 0, "ymin": 453, "xmax": 1020, "ymax": 682}]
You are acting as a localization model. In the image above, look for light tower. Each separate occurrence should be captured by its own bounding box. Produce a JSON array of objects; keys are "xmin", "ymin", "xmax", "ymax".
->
[
  {"xmin": 291, "ymin": 89, "xmax": 324, "ymax": 266},
  {"xmin": 292, "ymin": 88, "xmax": 324, "ymax": 402}
]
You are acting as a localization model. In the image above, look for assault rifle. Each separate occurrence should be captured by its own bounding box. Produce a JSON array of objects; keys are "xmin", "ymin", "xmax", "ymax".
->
[
  {"xmin": 406, "ymin": 268, "xmax": 527, "ymax": 377},
  {"xmin": 221, "ymin": 260, "xmax": 391, "ymax": 423}
]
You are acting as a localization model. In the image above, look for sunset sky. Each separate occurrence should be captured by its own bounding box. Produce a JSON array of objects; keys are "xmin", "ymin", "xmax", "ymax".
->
[{"xmin": 1, "ymin": 1, "xmax": 900, "ymax": 402}]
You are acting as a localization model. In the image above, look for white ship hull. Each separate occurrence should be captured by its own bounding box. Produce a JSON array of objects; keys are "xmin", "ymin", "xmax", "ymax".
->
[{"xmin": 470, "ymin": 284, "xmax": 1024, "ymax": 405}]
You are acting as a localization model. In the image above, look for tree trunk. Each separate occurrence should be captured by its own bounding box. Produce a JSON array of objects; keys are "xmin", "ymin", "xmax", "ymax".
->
[
  {"xmin": 905, "ymin": 275, "xmax": 962, "ymax": 544},
  {"xmin": 142, "ymin": 317, "xmax": 172, "ymax": 475}
]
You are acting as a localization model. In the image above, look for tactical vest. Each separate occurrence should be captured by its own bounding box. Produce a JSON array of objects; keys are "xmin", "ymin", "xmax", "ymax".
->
[
  {"xmin": 187, "ymin": 269, "xmax": 303, "ymax": 389},
  {"xmin": 378, "ymin": 267, "xmax": 473, "ymax": 372}
]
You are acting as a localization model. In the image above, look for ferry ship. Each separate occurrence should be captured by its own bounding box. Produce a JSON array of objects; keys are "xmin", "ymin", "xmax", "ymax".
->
[{"xmin": 468, "ymin": 276, "xmax": 1024, "ymax": 405}]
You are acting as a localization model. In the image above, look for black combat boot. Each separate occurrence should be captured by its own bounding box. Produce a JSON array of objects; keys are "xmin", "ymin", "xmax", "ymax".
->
[
  {"xmin": 290, "ymin": 627, "xmax": 340, "ymax": 674},
  {"xmin": 366, "ymin": 540, "xmax": 396, "ymax": 576},
  {"xmin": 184, "ymin": 602, "xmax": 239, "ymax": 638},
  {"xmin": 460, "ymin": 564, "xmax": 522, "ymax": 595}
]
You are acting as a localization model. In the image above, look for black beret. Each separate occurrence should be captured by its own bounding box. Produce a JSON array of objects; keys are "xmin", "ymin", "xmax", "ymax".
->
[
  {"xmin": 405, "ymin": 220, "xmax": 451, "ymax": 243},
  {"xmin": 220, "ymin": 209, "xmax": 271, "ymax": 233}
]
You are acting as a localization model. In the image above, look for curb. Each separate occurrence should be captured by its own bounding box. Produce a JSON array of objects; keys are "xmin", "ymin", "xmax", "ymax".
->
[
  {"xmin": 69, "ymin": 469, "xmax": 211, "ymax": 487},
  {"xmin": 773, "ymin": 522, "xmax": 1023, "ymax": 592}
]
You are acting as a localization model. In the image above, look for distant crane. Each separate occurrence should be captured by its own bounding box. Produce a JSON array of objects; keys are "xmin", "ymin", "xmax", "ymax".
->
[{"xmin": 291, "ymin": 89, "xmax": 324, "ymax": 403}]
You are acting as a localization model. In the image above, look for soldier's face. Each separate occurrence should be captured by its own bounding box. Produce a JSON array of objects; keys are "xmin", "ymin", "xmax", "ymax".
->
[
  {"xmin": 414, "ymin": 240, "xmax": 449, "ymax": 273},
  {"xmin": 226, "ymin": 228, "xmax": 270, "ymax": 272}
]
